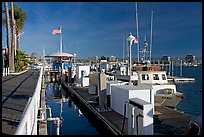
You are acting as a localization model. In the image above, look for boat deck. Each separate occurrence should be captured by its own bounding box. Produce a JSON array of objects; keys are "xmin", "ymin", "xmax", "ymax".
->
[{"xmin": 62, "ymin": 82, "xmax": 191, "ymax": 135}]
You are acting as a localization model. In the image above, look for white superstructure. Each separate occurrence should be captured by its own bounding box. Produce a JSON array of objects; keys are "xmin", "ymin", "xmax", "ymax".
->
[{"xmin": 135, "ymin": 71, "xmax": 184, "ymax": 108}]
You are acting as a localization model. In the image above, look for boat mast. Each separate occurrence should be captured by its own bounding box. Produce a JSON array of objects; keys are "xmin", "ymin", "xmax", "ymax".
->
[
  {"xmin": 149, "ymin": 11, "xmax": 153, "ymax": 63},
  {"xmin": 135, "ymin": 2, "xmax": 139, "ymax": 63},
  {"xmin": 144, "ymin": 36, "xmax": 148, "ymax": 62},
  {"xmin": 171, "ymin": 60, "xmax": 174, "ymax": 76}
]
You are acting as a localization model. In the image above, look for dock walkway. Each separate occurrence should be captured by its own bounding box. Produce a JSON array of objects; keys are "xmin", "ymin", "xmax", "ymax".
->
[
  {"xmin": 167, "ymin": 76, "xmax": 195, "ymax": 83},
  {"xmin": 2, "ymin": 69, "xmax": 40, "ymax": 135},
  {"xmin": 62, "ymin": 82, "xmax": 191, "ymax": 135}
]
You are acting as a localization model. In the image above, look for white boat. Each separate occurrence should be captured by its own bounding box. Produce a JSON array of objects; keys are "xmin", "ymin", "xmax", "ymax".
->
[{"xmin": 133, "ymin": 70, "xmax": 184, "ymax": 108}]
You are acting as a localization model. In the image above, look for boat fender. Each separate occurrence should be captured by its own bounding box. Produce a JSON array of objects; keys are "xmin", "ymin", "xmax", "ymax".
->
[{"xmin": 186, "ymin": 116, "xmax": 202, "ymax": 135}]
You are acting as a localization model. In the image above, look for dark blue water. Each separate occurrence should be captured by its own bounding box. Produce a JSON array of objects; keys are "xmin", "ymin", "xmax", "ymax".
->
[
  {"xmin": 163, "ymin": 65, "xmax": 202, "ymax": 116},
  {"xmin": 45, "ymin": 83, "xmax": 100, "ymax": 135}
]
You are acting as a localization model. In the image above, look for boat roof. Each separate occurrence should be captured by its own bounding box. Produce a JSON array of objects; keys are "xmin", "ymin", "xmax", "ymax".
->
[
  {"xmin": 136, "ymin": 71, "xmax": 167, "ymax": 74},
  {"xmin": 45, "ymin": 52, "xmax": 76, "ymax": 58}
]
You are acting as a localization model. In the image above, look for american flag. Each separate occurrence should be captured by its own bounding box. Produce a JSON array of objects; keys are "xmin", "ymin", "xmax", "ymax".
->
[
  {"xmin": 134, "ymin": 38, "xmax": 138, "ymax": 45},
  {"xmin": 52, "ymin": 28, "xmax": 61, "ymax": 35}
]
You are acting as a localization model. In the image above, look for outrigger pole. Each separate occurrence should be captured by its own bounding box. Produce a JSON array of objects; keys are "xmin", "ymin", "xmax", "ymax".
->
[
  {"xmin": 135, "ymin": 2, "xmax": 139, "ymax": 63},
  {"xmin": 149, "ymin": 11, "xmax": 153, "ymax": 63}
]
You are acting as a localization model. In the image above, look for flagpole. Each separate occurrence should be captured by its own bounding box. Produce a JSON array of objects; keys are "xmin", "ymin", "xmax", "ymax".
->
[{"xmin": 60, "ymin": 26, "xmax": 62, "ymax": 53}]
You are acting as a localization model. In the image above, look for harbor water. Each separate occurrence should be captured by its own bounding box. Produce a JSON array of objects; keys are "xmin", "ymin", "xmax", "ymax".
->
[
  {"xmin": 164, "ymin": 65, "xmax": 202, "ymax": 117},
  {"xmin": 174, "ymin": 66, "xmax": 202, "ymax": 117},
  {"xmin": 45, "ymin": 83, "xmax": 101, "ymax": 135}
]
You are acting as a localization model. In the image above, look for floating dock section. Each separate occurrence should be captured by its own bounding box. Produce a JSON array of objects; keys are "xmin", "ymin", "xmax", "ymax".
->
[{"xmin": 61, "ymin": 81, "xmax": 191, "ymax": 135}]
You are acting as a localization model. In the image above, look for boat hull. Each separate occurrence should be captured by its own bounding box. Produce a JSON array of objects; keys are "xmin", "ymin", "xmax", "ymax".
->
[{"xmin": 154, "ymin": 93, "xmax": 184, "ymax": 108}]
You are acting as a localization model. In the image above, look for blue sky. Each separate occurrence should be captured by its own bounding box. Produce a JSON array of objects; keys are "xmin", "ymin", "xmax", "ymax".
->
[{"xmin": 2, "ymin": 2, "xmax": 202, "ymax": 59}]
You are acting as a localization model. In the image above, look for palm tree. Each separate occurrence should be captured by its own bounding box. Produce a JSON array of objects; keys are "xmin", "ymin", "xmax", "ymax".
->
[
  {"xmin": 2, "ymin": 2, "xmax": 27, "ymax": 72},
  {"xmin": 4, "ymin": 2, "xmax": 14, "ymax": 72},
  {"xmin": 11, "ymin": 2, "xmax": 15, "ymax": 72},
  {"xmin": 14, "ymin": 3, "xmax": 27, "ymax": 50},
  {"xmin": 2, "ymin": 3, "xmax": 27, "ymax": 50}
]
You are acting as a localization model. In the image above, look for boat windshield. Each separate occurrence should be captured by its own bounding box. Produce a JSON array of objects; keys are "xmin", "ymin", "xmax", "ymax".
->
[
  {"xmin": 141, "ymin": 74, "xmax": 149, "ymax": 80},
  {"xmin": 153, "ymin": 74, "xmax": 159, "ymax": 80},
  {"xmin": 156, "ymin": 88, "xmax": 174, "ymax": 94},
  {"xmin": 162, "ymin": 74, "xmax": 166, "ymax": 80}
]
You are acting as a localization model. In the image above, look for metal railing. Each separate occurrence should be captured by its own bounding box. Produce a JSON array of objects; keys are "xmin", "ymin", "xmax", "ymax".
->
[
  {"xmin": 2, "ymin": 67, "xmax": 9, "ymax": 76},
  {"xmin": 14, "ymin": 67, "xmax": 43, "ymax": 135}
]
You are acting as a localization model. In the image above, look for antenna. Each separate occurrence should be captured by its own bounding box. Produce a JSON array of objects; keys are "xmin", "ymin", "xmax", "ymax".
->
[
  {"xmin": 123, "ymin": 35, "xmax": 125, "ymax": 63},
  {"xmin": 135, "ymin": 2, "xmax": 139, "ymax": 63},
  {"xmin": 144, "ymin": 36, "xmax": 147, "ymax": 62},
  {"xmin": 149, "ymin": 11, "xmax": 153, "ymax": 63}
]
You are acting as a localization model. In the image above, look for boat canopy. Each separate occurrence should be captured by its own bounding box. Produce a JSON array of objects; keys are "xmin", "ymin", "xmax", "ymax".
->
[{"xmin": 45, "ymin": 52, "xmax": 77, "ymax": 59}]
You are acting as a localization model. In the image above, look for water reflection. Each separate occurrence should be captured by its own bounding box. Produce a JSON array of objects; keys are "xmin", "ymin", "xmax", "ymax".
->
[{"xmin": 45, "ymin": 83, "xmax": 99, "ymax": 135}]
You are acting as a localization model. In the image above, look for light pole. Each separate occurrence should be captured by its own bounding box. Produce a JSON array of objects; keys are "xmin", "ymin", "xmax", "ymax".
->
[
  {"xmin": 126, "ymin": 33, "xmax": 135, "ymax": 77},
  {"xmin": 15, "ymin": 32, "xmax": 24, "ymax": 56}
]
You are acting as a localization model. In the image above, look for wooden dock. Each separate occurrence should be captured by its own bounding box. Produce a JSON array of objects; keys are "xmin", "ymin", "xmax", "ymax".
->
[
  {"xmin": 38, "ymin": 74, "xmax": 47, "ymax": 135},
  {"xmin": 154, "ymin": 105, "xmax": 191, "ymax": 135},
  {"xmin": 61, "ymin": 81, "xmax": 191, "ymax": 135},
  {"xmin": 45, "ymin": 70, "xmax": 61, "ymax": 83},
  {"xmin": 2, "ymin": 70, "xmax": 40, "ymax": 135}
]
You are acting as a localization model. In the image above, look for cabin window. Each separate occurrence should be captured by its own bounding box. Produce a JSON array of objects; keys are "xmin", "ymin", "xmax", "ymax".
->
[
  {"xmin": 153, "ymin": 74, "xmax": 159, "ymax": 80},
  {"xmin": 141, "ymin": 74, "xmax": 149, "ymax": 80},
  {"xmin": 162, "ymin": 74, "xmax": 166, "ymax": 80}
]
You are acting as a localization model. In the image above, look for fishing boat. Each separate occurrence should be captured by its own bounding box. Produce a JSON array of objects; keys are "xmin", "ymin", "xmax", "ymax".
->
[
  {"xmin": 113, "ymin": 66, "xmax": 184, "ymax": 108},
  {"xmin": 133, "ymin": 70, "xmax": 184, "ymax": 108},
  {"xmin": 130, "ymin": 4, "xmax": 184, "ymax": 108}
]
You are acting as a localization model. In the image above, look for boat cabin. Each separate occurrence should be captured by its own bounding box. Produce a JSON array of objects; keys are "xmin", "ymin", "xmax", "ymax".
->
[{"xmin": 137, "ymin": 71, "xmax": 168, "ymax": 85}]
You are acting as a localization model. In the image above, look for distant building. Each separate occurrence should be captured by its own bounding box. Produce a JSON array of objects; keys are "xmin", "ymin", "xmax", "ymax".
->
[
  {"xmin": 109, "ymin": 55, "xmax": 116, "ymax": 62},
  {"xmin": 89, "ymin": 56, "xmax": 99, "ymax": 63},
  {"xmin": 185, "ymin": 54, "xmax": 195, "ymax": 62},
  {"xmin": 185, "ymin": 54, "xmax": 196, "ymax": 65},
  {"xmin": 161, "ymin": 55, "xmax": 170, "ymax": 64},
  {"xmin": 100, "ymin": 56, "xmax": 107, "ymax": 63}
]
